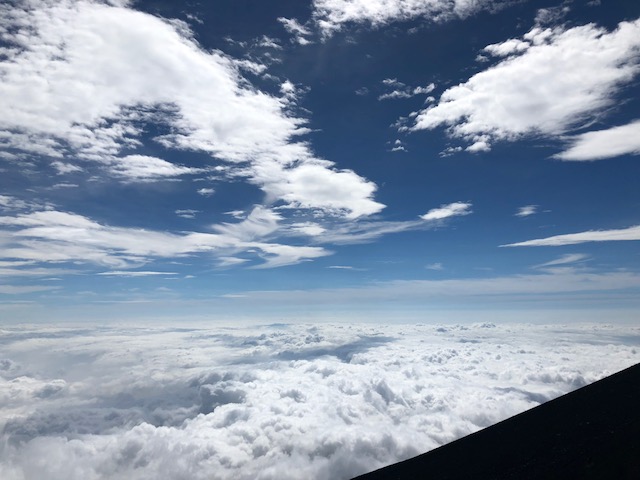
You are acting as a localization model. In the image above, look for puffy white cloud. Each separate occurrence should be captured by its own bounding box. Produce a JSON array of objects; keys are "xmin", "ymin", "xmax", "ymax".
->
[
  {"xmin": 502, "ymin": 225, "xmax": 640, "ymax": 247},
  {"xmin": 420, "ymin": 201, "xmax": 471, "ymax": 221},
  {"xmin": 0, "ymin": 322, "xmax": 637, "ymax": 480},
  {"xmin": 0, "ymin": 0, "xmax": 381, "ymax": 219},
  {"xmin": 412, "ymin": 20, "xmax": 640, "ymax": 151},
  {"xmin": 555, "ymin": 119, "xmax": 640, "ymax": 161},
  {"xmin": 312, "ymin": 0, "xmax": 502, "ymax": 36}
]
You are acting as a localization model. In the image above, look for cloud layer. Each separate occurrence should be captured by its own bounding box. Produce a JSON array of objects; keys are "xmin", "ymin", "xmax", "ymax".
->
[{"xmin": 0, "ymin": 322, "xmax": 638, "ymax": 479}]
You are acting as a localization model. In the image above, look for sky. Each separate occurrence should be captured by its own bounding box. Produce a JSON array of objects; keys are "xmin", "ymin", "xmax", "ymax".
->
[
  {"xmin": 1, "ymin": 2, "xmax": 640, "ymax": 477},
  {"xmin": 1, "ymin": 0, "xmax": 640, "ymax": 323}
]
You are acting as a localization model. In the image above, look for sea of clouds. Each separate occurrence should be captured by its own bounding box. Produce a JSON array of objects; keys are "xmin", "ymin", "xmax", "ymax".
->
[{"xmin": 0, "ymin": 321, "xmax": 638, "ymax": 479}]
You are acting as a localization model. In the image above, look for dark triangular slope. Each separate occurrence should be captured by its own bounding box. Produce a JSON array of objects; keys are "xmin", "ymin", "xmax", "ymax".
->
[{"xmin": 353, "ymin": 363, "xmax": 640, "ymax": 480}]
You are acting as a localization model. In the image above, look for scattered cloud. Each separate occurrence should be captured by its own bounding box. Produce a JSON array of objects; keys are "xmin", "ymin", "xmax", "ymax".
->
[
  {"xmin": 312, "ymin": 0, "xmax": 504, "ymax": 36},
  {"xmin": 378, "ymin": 80, "xmax": 435, "ymax": 101},
  {"xmin": 502, "ymin": 225, "xmax": 640, "ymax": 247},
  {"xmin": 515, "ymin": 205, "xmax": 537, "ymax": 217},
  {"xmin": 420, "ymin": 202, "xmax": 472, "ymax": 221},
  {"xmin": 109, "ymin": 155, "xmax": 203, "ymax": 182},
  {"xmin": 278, "ymin": 17, "xmax": 313, "ymax": 45},
  {"xmin": 555, "ymin": 120, "xmax": 640, "ymax": 161},
  {"xmin": 411, "ymin": 19, "xmax": 640, "ymax": 152},
  {"xmin": 0, "ymin": 0, "xmax": 381, "ymax": 219},
  {"xmin": 0, "ymin": 207, "xmax": 331, "ymax": 270},
  {"xmin": 197, "ymin": 188, "xmax": 215, "ymax": 197}
]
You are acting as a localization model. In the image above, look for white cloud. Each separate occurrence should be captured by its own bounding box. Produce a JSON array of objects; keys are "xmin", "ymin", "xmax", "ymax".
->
[
  {"xmin": 555, "ymin": 120, "xmax": 640, "ymax": 161},
  {"xmin": 312, "ymin": 0, "xmax": 501, "ymax": 36},
  {"xmin": 0, "ymin": 207, "xmax": 331, "ymax": 269},
  {"xmin": 175, "ymin": 209, "xmax": 199, "ymax": 219},
  {"xmin": 109, "ymin": 155, "xmax": 203, "ymax": 182},
  {"xmin": 0, "ymin": 0, "xmax": 381, "ymax": 219},
  {"xmin": 412, "ymin": 20, "xmax": 640, "ymax": 151},
  {"xmin": 0, "ymin": 322, "xmax": 637, "ymax": 480},
  {"xmin": 51, "ymin": 161, "xmax": 83, "ymax": 174},
  {"xmin": 533, "ymin": 254, "xmax": 589, "ymax": 269},
  {"xmin": 278, "ymin": 17, "xmax": 313, "ymax": 45},
  {"xmin": 378, "ymin": 81, "xmax": 435, "ymax": 101},
  {"xmin": 515, "ymin": 205, "xmax": 537, "ymax": 217},
  {"xmin": 420, "ymin": 202, "xmax": 471, "ymax": 221},
  {"xmin": 96, "ymin": 271, "xmax": 179, "ymax": 277},
  {"xmin": 502, "ymin": 225, "xmax": 640, "ymax": 247},
  {"xmin": 197, "ymin": 188, "xmax": 215, "ymax": 197}
]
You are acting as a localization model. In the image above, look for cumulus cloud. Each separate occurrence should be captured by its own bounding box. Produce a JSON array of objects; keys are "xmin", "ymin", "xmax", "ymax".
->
[
  {"xmin": 0, "ymin": 322, "xmax": 637, "ymax": 480},
  {"xmin": 555, "ymin": 120, "xmax": 640, "ymax": 161},
  {"xmin": 502, "ymin": 225, "xmax": 640, "ymax": 247},
  {"xmin": 0, "ymin": 0, "xmax": 381, "ymax": 218},
  {"xmin": 411, "ymin": 19, "xmax": 640, "ymax": 151},
  {"xmin": 420, "ymin": 202, "xmax": 471, "ymax": 221},
  {"xmin": 312, "ymin": 0, "xmax": 503, "ymax": 36}
]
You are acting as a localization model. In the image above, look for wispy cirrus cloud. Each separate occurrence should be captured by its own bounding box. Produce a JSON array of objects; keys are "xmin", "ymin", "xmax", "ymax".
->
[
  {"xmin": 502, "ymin": 225, "xmax": 640, "ymax": 247},
  {"xmin": 555, "ymin": 120, "xmax": 640, "ymax": 161},
  {"xmin": 411, "ymin": 19, "xmax": 640, "ymax": 153},
  {"xmin": 0, "ymin": 207, "xmax": 330, "ymax": 270}
]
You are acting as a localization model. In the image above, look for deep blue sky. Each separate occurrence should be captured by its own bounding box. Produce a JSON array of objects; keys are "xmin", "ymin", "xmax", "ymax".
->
[{"xmin": 0, "ymin": 0, "xmax": 639, "ymax": 322}]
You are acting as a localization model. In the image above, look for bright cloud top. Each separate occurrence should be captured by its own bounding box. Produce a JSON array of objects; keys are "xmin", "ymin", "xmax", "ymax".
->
[
  {"xmin": 312, "ymin": 0, "xmax": 502, "ymax": 35},
  {"xmin": 0, "ymin": 0, "xmax": 382, "ymax": 219},
  {"xmin": 0, "ymin": 322, "xmax": 637, "ymax": 480},
  {"xmin": 412, "ymin": 19, "xmax": 640, "ymax": 152}
]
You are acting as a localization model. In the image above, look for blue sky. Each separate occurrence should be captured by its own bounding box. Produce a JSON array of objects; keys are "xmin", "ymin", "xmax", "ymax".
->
[{"xmin": 1, "ymin": 0, "xmax": 639, "ymax": 322}]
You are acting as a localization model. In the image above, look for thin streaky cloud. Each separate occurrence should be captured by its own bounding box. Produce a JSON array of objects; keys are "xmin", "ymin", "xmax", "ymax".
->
[
  {"xmin": 502, "ymin": 226, "xmax": 640, "ymax": 247},
  {"xmin": 555, "ymin": 120, "xmax": 640, "ymax": 161}
]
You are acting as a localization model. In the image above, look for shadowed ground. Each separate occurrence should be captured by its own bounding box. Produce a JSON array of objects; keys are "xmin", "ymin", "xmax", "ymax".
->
[{"xmin": 353, "ymin": 363, "xmax": 640, "ymax": 480}]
